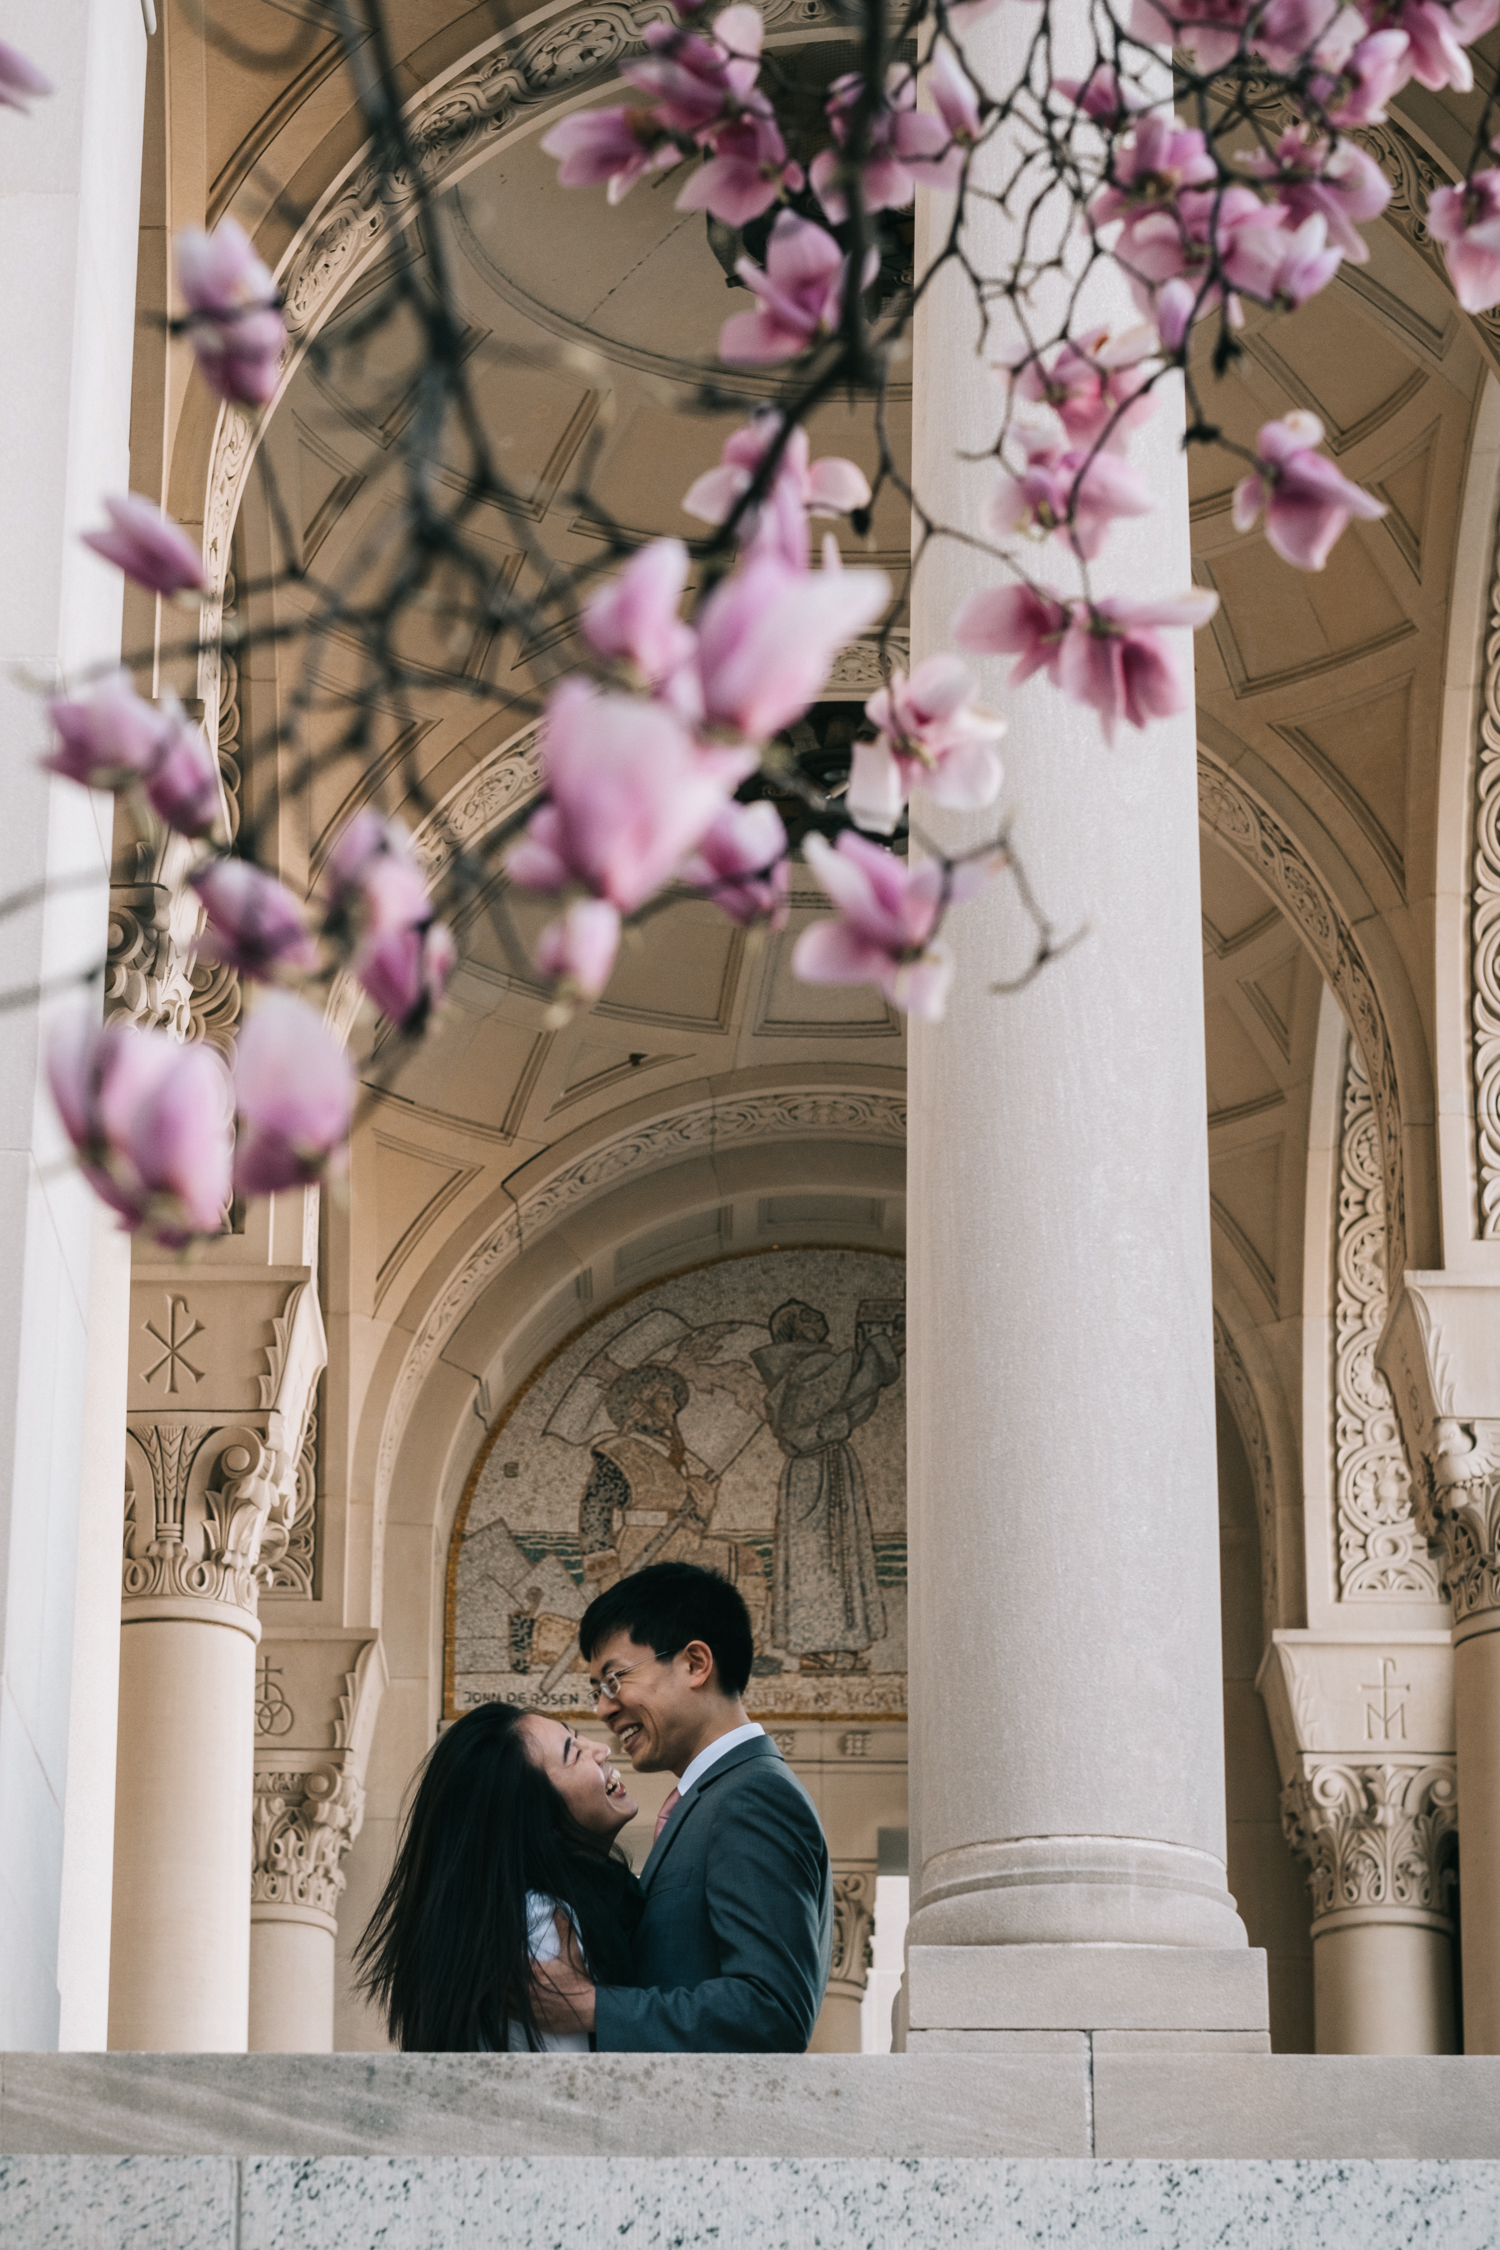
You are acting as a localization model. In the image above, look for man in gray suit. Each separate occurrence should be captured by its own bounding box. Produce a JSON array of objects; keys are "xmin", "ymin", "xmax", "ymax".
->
[{"xmin": 532, "ymin": 1560, "xmax": 833, "ymax": 2051}]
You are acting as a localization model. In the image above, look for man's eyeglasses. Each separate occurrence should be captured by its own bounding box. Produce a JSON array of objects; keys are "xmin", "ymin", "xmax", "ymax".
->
[{"xmin": 588, "ymin": 1652, "xmax": 677, "ymax": 1706}]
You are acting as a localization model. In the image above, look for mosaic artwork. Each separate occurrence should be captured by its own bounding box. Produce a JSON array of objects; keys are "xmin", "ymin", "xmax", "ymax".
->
[{"xmin": 448, "ymin": 1249, "xmax": 906, "ymax": 1717}]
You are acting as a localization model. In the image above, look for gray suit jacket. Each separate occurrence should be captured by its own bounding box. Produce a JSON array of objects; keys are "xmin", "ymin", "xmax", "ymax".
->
[{"xmin": 594, "ymin": 1734, "xmax": 833, "ymax": 2052}]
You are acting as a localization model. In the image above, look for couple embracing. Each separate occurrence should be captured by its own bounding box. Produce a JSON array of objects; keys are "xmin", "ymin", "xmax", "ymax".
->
[{"xmin": 357, "ymin": 1561, "xmax": 834, "ymax": 2052}]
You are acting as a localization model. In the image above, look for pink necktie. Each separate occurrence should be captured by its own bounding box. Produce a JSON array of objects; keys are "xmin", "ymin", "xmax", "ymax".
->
[{"xmin": 653, "ymin": 1787, "xmax": 681, "ymax": 1841}]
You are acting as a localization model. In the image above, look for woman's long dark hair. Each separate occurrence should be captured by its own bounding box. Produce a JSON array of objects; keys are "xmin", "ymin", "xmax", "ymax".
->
[{"xmin": 353, "ymin": 1702, "xmax": 642, "ymax": 2051}]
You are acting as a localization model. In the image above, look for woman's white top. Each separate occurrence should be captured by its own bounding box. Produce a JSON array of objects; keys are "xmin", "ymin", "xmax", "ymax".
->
[{"xmin": 505, "ymin": 1891, "xmax": 589, "ymax": 2053}]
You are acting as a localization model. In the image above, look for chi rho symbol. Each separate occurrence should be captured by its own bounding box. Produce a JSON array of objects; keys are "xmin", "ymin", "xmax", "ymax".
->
[{"xmin": 142, "ymin": 1296, "xmax": 206, "ymax": 1394}]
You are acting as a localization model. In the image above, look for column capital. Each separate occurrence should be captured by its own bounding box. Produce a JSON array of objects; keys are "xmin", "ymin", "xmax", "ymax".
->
[
  {"xmin": 827, "ymin": 1864, "xmax": 877, "ymax": 2006},
  {"xmin": 1379, "ymin": 1278, "xmax": 1500, "ymax": 1628},
  {"xmin": 1280, "ymin": 1759, "xmax": 1457, "ymax": 1934},
  {"xmin": 251, "ymin": 1765, "xmax": 365, "ymax": 1930}
]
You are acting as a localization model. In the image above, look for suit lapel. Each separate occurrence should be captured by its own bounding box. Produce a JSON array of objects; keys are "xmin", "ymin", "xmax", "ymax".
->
[{"xmin": 638, "ymin": 1735, "xmax": 783, "ymax": 1893}]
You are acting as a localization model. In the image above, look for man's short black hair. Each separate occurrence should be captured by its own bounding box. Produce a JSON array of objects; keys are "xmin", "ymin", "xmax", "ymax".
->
[{"xmin": 579, "ymin": 1561, "xmax": 754, "ymax": 1699}]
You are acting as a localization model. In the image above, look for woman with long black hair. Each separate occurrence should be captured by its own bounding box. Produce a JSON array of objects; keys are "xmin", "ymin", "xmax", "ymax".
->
[{"xmin": 354, "ymin": 1701, "xmax": 643, "ymax": 2051}]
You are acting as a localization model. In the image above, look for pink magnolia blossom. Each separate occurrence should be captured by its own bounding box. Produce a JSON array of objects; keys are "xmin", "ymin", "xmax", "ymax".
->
[
  {"xmin": 1265, "ymin": 211, "xmax": 1343, "ymax": 306},
  {"xmin": 694, "ymin": 549, "xmax": 890, "ymax": 741},
  {"xmin": 232, "ymin": 989, "xmax": 355, "ymax": 1196},
  {"xmin": 809, "ymin": 65, "xmax": 959, "ymax": 222},
  {"xmin": 1053, "ymin": 67, "xmax": 1145, "ymax": 125},
  {"xmin": 682, "ymin": 414, "xmax": 870, "ymax": 568},
  {"xmin": 1428, "ymin": 170, "xmax": 1500, "ymax": 312},
  {"xmin": 143, "ymin": 694, "xmax": 221, "ymax": 837},
  {"xmin": 1089, "ymin": 116, "xmax": 1217, "ymax": 233},
  {"xmin": 507, "ymin": 680, "xmax": 748, "ymax": 912},
  {"xmin": 1250, "ymin": 0, "xmax": 1344, "ymax": 64},
  {"xmin": 1130, "ymin": 0, "xmax": 1254, "ymax": 72},
  {"xmin": 0, "ymin": 41, "xmax": 53, "ymax": 112},
  {"xmin": 44, "ymin": 672, "xmax": 168, "ymax": 791},
  {"xmin": 929, "ymin": 46, "xmax": 983, "ymax": 143},
  {"xmin": 175, "ymin": 217, "xmax": 286, "ymax": 409},
  {"xmin": 48, "ymin": 1015, "xmax": 232, "ymax": 1246},
  {"xmin": 581, "ymin": 539, "xmax": 699, "ymax": 708},
  {"xmin": 990, "ymin": 429, "xmax": 1155, "ymax": 560},
  {"xmin": 676, "ymin": 114, "xmax": 801, "ymax": 226},
  {"xmin": 1056, "ymin": 590, "xmax": 1219, "ymax": 745},
  {"xmin": 190, "ymin": 858, "xmax": 318, "ymax": 980},
  {"xmin": 1246, "ymin": 129, "xmax": 1390, "ymax": 260},
  {"xmin": 1008, "ymin": 328, "xmax": 1157, "ymax": 452},
  {"xmin": 1232, "ymin": 410, "xmax": 1387, "ymax": 568},
  {"xmin": 540, "ymin": 105, "xmax": 677, "ymax": 201},
  {"xmin": 1154, "ymin": 277, "xmax": 1200, "ymax": 352},
  {"xmin": 535, "ymin": 898, "xmax": 623, "ymax": 1001},
  {"xmin": 323, "ymin": 811, "xmax": 453, "ymax": 1029},
  {"xmin": 1394, "ymin": 0, "xmax": 1498, "ymax": 91},
  {"xmin": 848, "ymin": 656, "xmax": 1005, "ymax": 833},
  {"xmin": 719, "ymin": 212, "xmax": 872, "ymax": 364},
  {"xmin": 622, "ymin": 6, "xmax": 765, "ymax": 137},
  {"xmin": 1116, "ymin": 184, "xmax": 1299, "ymax": 324},
  {"xmin": 794, "ymin": 831, "xmax": 1006, "ymax": 1021},
  {"xmin": 679, "ymin": 799, "xmax": 790, "ymax": 924},
  {"xmin": 81, "ymin": 495, "xmax": 206, "ymax": 599},
  {"xmin": 1318, "ymin": 29, "xmax": 1412, "ymax": 124},
  {"xmin": 953, "ymin": 580, "xmax": 1072, "ymax": 688},
  {"xmin": 43, "ymin": 676, "xmax": 221, "ymax": 838}
]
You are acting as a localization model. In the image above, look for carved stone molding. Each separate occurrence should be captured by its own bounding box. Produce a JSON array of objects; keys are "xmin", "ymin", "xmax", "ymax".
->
[
  {"xmin": 1472, "ymin": 518, "xmax": 1500, "ymax": 1235},
  {"xmin": 123, "ymin": 1423, "xmax": 284, "ymax": 1616},
  {"xmin": 1197, "ymin": 752, "xmax": 1405, "ymax": 1282},
  {"xmin": 1333, "ymin": 1041, "xmax": 1436, "ymax": 1599},
  {"xmin": 1424, "ymin": 1419, "xmax": 1500, "ymax": 1627},
  {"xmin": 251, "ymin": 1638, "xmax": 387, "ymax": 1926},
  {"xmin": 251, "ymin": 1765, "xmax": 364, "ymax": 1923},
  {"xmin": 1212, "ymin": 1312, "xmax": 1279, "ymax": 1633},
  {"xmin": 124, "ymin": 1280, "xmax": 327, "ymax": 1622},
  {"xmin": 373, "ymin": 1085, "xmax": 906, "ymax": 1505},
  {"xmin": 1281, "ymin": 1759, "xmax": 1457, "ymax": 1930},
  {"xmin": 827, "ymin": 1865, "xmax": 877, "ymax": 1997}
]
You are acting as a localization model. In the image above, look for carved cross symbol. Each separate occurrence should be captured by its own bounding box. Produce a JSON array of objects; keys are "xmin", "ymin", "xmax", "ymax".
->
[
  {"xmin": 142, "ymin": 1295, "xmax": 206, "ymax": 1394},
  {"xmin": 1362, "ymin": 1657, "xmax": 1410, "ymax": 1742}
]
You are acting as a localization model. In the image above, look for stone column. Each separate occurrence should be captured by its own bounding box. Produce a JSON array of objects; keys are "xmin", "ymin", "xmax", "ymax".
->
[
  {"xmin": 249, "ymin": 1637, "xmax": 386, "ymax": 2052},
  {"xmin": 901, "ymin": 12, "xmax": 1265, "ymax": 2043},
  {"xmin": 1280, "ymin": 1760, "xmax": 1456, "ymax": 2053},
  {"xmin": 0, "ymin": 0, "xmax": 147, "ymax": 2045},
  {"xmin": 109, "ymin": 1274, "xmax": 324, "ymax": 2050},
  {"xmin": 808, "ymin": 1864, "xmax": 876, "ymax": 2053},
  {"xmin": 1382, "ymin": 1281, "xmax": 1500, "ymax": 2052},
  {"xmin": 1260, "ymin": 1633, "xmax": 1457, "ymax": 2052}
]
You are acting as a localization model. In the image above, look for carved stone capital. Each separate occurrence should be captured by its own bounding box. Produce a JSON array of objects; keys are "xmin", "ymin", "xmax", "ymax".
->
[
  {"xmin": 122, "ymin": 1424, "xmax": 291, "ymax": 1620},
  {"xmin": 251, "ymin": 1765, "xmax": 365, "ymax": 1925},
  {"xmin": 828, "ymin": 1865, "xmax": 877, "ymax": 1999},
  {"xmin": 1378, "ymin": 1281, "xmax": 1500, "ymax": 1625},
  {"xmin": 1280, "ymin": 1759, "xmax": 1457, "ymax": 1932}
]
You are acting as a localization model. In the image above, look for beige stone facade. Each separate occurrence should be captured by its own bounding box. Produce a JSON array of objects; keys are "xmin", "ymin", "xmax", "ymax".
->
[{"xmin": 15, "ymin": 1, "xmax": 1500, "ymax": 2235}]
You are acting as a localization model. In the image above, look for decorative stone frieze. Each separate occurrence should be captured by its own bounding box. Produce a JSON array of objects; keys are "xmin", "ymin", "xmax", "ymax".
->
[
  {"xmin": 1280, "ymin": 1760, "xmax": 1457, "ymax": 1931},
  {"xmin": 1333, "ymin": 1044, "xmax": 1436, "ymax": 1599}
]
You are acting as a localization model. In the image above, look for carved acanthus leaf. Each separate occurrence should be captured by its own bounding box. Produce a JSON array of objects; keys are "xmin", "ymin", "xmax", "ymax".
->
[
  {"xmin": 828, "ymin": 1866, "xmax": 877, "ymax": 1993},
  {"xmin": 251, "ymin": 1765, "xmax": 365, "ymax": 1918},
  {"xmin": 1280, "ymin": 1759, "xmax": 1457, "ymax": 1925}
]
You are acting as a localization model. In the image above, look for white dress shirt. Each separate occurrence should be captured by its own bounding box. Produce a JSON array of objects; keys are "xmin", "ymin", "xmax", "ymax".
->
[{"xmin": 676, "ymin": 1720, "xmax": 765, "ymax": 1799}]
